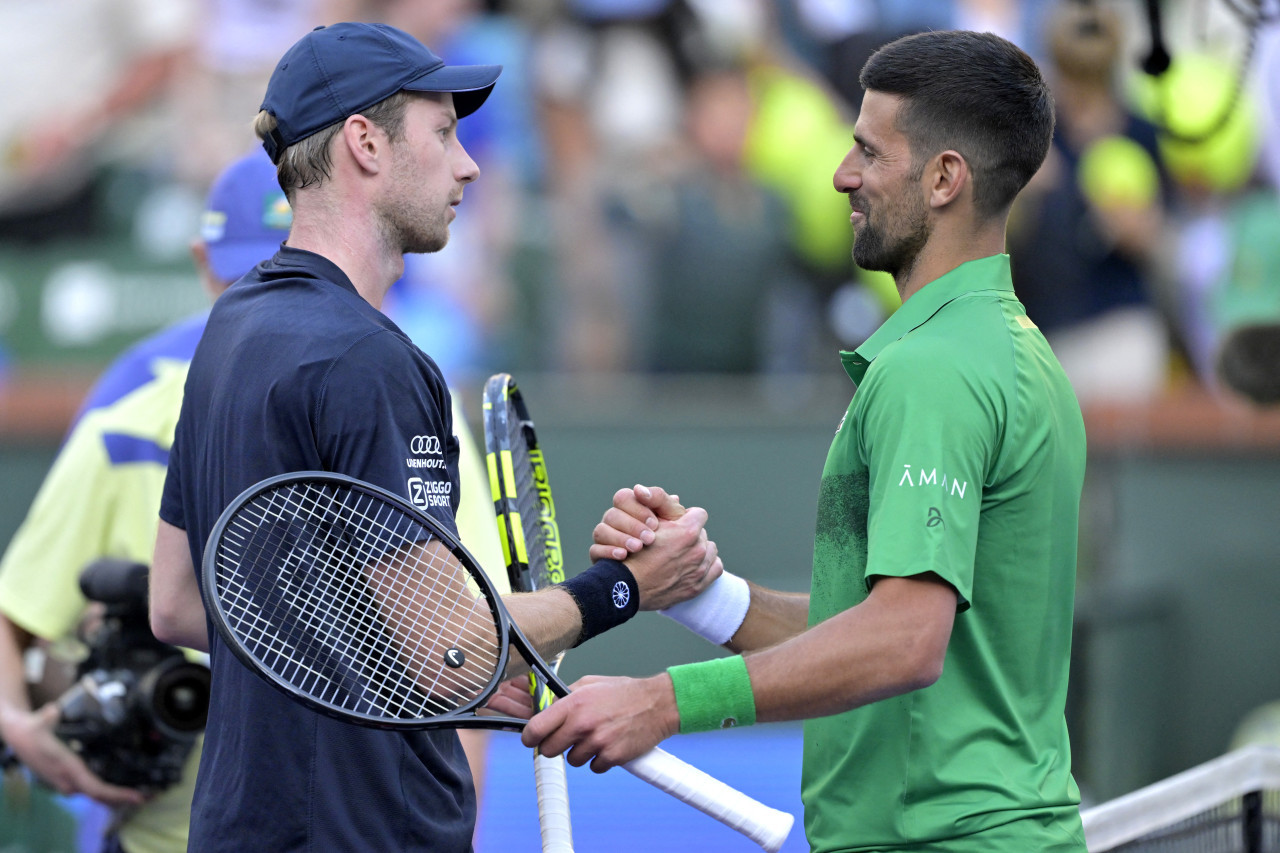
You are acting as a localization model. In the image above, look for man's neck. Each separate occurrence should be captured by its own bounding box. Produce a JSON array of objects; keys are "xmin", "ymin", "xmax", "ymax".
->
[
  {"xmin": 286, "ymin": 210, "xmax": 404, "ymax": 311},
  {"xmin": 896, "ymin": 221, "xmax": 1007, "ymax": 303}
]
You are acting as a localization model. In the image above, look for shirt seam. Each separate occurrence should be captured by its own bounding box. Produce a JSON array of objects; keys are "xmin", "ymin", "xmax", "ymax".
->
[
  {"xmin": 312, "ymin": 327, "xmax": 391, "ymax": 429},
  {"xmin": 993, "ymin": 298, "xmax": 1024, "ymax": 489}
]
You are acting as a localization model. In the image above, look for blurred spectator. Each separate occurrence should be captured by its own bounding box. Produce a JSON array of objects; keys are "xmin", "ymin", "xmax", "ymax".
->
[
  {"xmin": 525, "ymin": 0, "xmax": 862, "ymax": 373},
  {"xmin": 170, "ymin": 0, "xmax": 353, "ymax": 189},
  {"xmin": 1217, "ymin": 321, "xmax": 1280, "ymax": 406},
  {"xmin": 0, "ymin": 0, "xmax": 197, "ymax": 243},
  {"xmin": 1135, "ymin": 51, "xmax": 1277, "ymax": 395},
  {"xmin": 742, "ymin": 39, "xmax": 855, "ymax": 293},
  {"xmin": 616, "ymin": 65, "xmax": 802, "ymax": 373},
  {"xmin": 784, "ymin": 0, "xmax": 1057, "ymax": 116},
  {"xmin": 1197, "ymin": 191, "xmax": 1280, "ymax": 401},
  {"xmin": 528, "ymin": 1, "xmax": 690, "ymax": 371},
  {"xmin": 1008, "ymin": 0, "xmax": 1172, "ymax": 402},
  {"xmin": 741, "ymin": 40, "xmax": 881, "ymax": 357}
]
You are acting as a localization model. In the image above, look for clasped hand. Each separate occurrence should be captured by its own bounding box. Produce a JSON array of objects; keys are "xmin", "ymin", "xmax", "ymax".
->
[
  {"xmin": 607, "ymin": 485, "xmax": 719, "ymax": 611},
  {"xmin": 523, "ymin": 484, "xmax": 701, "ymax": 770}
]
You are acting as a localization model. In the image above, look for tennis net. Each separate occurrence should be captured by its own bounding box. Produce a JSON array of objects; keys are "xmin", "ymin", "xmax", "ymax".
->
[{"xmin": 1084, "ymin": 745, "xmax": 1280, "ymax": 852}]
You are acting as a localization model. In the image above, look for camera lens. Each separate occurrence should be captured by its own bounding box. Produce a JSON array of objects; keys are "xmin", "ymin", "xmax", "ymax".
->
[{"xmin": 138, "ymin": 658, "xmax": 212, "ymax": 736}]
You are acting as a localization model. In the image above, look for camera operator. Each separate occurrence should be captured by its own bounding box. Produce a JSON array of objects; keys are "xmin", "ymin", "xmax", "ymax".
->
[{"xmin": 0, "ymin": 150, "xmax": 289, "ymax": 853}]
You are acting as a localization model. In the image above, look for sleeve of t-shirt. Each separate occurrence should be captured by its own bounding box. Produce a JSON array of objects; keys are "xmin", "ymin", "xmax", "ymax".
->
[
  {"xmin": 312, "ymin": 330, "xmax": 460, "ymax": 535},
  {"xmin": 853, "ymin": 342, "xmax": 1000, "ymax": 610},
  {"xmin": 158, "ymin": 401, "xmax": 186, "ymax": 531},
  {"xmin": 0, "ymin": 416, "xmax": 118, "ymax": 638}
]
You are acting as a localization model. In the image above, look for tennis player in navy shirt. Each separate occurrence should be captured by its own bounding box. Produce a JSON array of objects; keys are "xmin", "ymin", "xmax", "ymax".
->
[{"xmin": 148, "ymin": 23, "xmax": 722, "ymax": 852}]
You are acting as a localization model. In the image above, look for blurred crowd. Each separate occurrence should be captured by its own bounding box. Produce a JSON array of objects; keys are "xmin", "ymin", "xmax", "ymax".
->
[{"xmin": 0, "ymin": 0, "xmax": 1278, "ymax": 405}]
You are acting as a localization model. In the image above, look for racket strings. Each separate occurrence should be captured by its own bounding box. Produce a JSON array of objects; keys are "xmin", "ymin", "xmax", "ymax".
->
[
  {"xmin": 218, "ymin": 494, "xmax": 410, "ymax": 716},
  {"xmin": 325, "ymin": 491, "xmax": 503, "ymax": 712},
  {"xmin": 213, "ymin": 481, "xmax": 503, "ymax": 722},
  {"xmin": 290, "ymin": 484, "xmax": 500, "ymax": 714},
  {"xmin": 302, "ymin": 494, "xmax": 447, "ymax": 716},
  {"xmin": 220, "ymin": 489, "xmax": 413, "ymax": 714},
  {"xmin": 218, "ymin": 505, "xmax": 362, "ymax": 690},
  {"xmin": 239, "ymin": 486, "xmax": 495, "ymax": 717}
]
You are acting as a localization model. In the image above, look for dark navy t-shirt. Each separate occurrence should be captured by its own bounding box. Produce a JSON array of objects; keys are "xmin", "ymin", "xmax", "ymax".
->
[{"xmin": 159, "ymin": 246, "xmax": 475, "ymax": 852}]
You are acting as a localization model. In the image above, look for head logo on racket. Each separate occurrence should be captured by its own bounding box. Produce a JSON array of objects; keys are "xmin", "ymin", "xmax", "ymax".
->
[
  {"xmin": 611, "ymin": 581, "xmax": 631, "ymax": 609},
  {"xmin": 444, "ymin": 647, "xmax": 465, "ymax": 669}
]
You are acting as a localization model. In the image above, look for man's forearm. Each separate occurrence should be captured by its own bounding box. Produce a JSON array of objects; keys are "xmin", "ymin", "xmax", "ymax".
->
[
  {"xmin": 149, "ymin": 520, "xmax": 209, "ymax": 651},
  {"xmin": 0, "ymin": 614, "xmax": 34, "ymax": 720},
  {"xmin": 724, "ymin": 583, "xmax": 810, "ymax": 654},
  {"xmin": 501, "ymin": 587, "xmax": 582, "ymax": 675},
  {"xmin": 745, "ymin": 575, "xmax": 954, "ymax": 723}
]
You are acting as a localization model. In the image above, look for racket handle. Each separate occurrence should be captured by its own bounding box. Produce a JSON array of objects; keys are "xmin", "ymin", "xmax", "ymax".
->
[
  {"xmin": 534, "ymin": 751, "xmax": 574, "ymax": 853},
  {"xmin": 623, "ymin": 747, "xmax": 795, "ymax": 852}
]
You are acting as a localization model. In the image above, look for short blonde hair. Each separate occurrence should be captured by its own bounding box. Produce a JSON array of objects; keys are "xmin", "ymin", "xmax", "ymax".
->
[{"xmin": 254, "ymin": 91, "xmax": 416, "ymax": 199}]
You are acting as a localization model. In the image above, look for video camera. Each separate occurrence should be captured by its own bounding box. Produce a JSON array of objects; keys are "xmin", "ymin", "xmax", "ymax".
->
[{"xmin": 54, "ymin": 558, "xmax": 210, "ymax": 791}]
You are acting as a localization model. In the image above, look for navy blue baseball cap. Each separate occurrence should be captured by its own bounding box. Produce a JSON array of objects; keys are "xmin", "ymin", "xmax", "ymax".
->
[
  {"xmin": 200, "ymin": 149, "xmax": 293, "ymax": 281},
  {"xmin": 259, "ymin": 22, "xmax": 502, "ymax": 163}
]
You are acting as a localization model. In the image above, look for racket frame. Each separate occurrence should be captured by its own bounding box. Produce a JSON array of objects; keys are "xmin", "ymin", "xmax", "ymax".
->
[
  {"xmin": 202, "ymin": 470, "xmax": 551, "ymax": 732},
  {"xmin": 484, "ymin": 372, "xmax": 576, "ymax": 852}
]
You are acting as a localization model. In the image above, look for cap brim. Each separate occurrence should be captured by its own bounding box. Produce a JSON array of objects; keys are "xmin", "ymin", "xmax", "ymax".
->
[
  {"xmin": 403, "ymin": 64, "xmax": 502, "ymax": 118},
  {"xmin": 207, "ymin": 241, "xmax": 284, "ymax": 284}
]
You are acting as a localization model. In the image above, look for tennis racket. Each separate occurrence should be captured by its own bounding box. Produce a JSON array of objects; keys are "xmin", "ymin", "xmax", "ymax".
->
[
  {"xmin": 483, "ymin": 373, "xmax": 573, "ymax": 852},
  {"xmin": 202, "ymin": 471, "xmax": 795, "ymax": 852}
]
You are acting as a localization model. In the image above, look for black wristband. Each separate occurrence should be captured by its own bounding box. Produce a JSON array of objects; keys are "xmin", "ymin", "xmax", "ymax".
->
[{"xmin": 560, "ymin": 559, "xmax": 640, "ymax": 647}]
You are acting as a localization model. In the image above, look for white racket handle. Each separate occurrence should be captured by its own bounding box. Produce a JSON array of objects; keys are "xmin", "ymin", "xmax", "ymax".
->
[
  {"xmin": 534, "ymin": 751, "xmax": 574, "ymax": 853},
  {"xmin": 623, "ymin": 747, "xmax": 795, "ymax": 852}
]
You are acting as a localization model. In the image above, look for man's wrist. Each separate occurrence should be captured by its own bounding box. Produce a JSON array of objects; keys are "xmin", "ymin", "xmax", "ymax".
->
[
  {"xmin": 666, "ymin": 655, "xmax": 757, "ymax": 733},
  {"xmin": 559, "ymin": 559, "xmax": 640, "ymax": 647},
  {"xmin": 651, "ymin": 672, "xmax": 682, "ymax": 741},
  {"xmin": 659, "ymin": 571, "xmax": 749, "ymax": 645}
]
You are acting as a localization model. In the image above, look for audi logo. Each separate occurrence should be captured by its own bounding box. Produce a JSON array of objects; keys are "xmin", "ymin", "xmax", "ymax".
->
[{"xmin": 410, "ymin": 435, "xmax": 442, "ymax": 455}]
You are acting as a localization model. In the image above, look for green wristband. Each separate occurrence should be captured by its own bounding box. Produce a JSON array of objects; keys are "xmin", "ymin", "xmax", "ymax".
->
[{"xmin": 667, "ymin": 656, "xmax": 757, "ymax": 733}]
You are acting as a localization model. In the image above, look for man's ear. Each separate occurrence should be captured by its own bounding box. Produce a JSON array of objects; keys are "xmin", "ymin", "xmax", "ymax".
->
[
  {"xmin": 927, "ymin": 150, "xmax": 969, "ymax": 209},
  {"xmin": 189, "ymin": 240, "xmax": 227, "ymax": 300},
  {"xmin": 341, "ymin": 114, "xmax": 383, "ymax": 175}
]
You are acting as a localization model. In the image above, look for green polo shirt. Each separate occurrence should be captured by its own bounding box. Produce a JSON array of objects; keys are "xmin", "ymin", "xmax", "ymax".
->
[{"xmin": 801, "ymin": 254, "xmax": 1087, "ymax": 852}]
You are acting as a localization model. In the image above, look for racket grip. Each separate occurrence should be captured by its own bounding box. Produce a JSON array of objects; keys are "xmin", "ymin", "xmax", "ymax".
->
[
  {"xmin": 623, "ymin": 747, "xmax": 795, "ymax": 852},
  {"xmin": 534, "ymin": 751, "xmax": 574, "ymax": 853}
]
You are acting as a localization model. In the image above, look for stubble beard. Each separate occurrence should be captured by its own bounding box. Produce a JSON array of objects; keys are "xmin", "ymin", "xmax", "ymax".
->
[
  {"xmin": 851, "ymin": 190, "xmax": 931, "ymax": 281},
  {"xmin": 395, "ymin": 206, "xmax": 450, "ymax": 255},
  {"xmin": 378, "ymin": 167, "xmax": 452, "ymax": 256}
]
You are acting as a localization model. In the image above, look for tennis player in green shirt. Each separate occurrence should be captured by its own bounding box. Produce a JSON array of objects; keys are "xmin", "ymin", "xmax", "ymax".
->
[{"xmin": 523, "ymin": 30, "xmax": 1088, "ymax": 852}]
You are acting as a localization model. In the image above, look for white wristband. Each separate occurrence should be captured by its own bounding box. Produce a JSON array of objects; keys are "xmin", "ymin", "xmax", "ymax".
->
[{"xmin": 659, "ymin": 571, "xmax": 750, "ymax": 645}]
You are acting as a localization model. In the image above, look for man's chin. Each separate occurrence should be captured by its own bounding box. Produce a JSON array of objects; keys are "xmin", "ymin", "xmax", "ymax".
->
[
  {"xmin": 852, "ymin": 248, "xmax": 890, "ymax": 274},
  {"xmin": 403, "ymin": 235, "xmax": 449, "ymax": 255}
]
